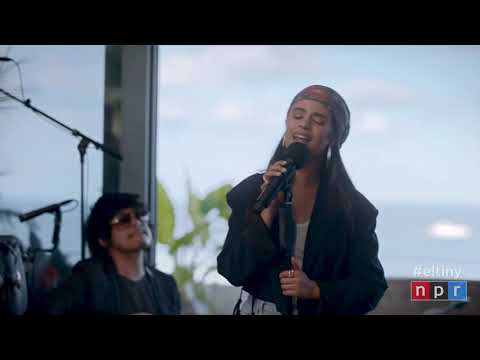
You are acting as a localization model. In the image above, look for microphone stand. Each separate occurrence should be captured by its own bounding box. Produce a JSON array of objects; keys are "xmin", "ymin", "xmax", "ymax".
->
[
  {"xmin": 24, "ymin": 209, "xmax": 62, "ymax": 265},
  {"xmin": 278, "ymin": 168, "xmax": 296, "ymax": 315},
  {"xmin": 0, "ymin": 87, "xmax": 123, "ymax": 260}
]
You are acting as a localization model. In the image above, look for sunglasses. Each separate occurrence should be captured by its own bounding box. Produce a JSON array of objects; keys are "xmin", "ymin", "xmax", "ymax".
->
[{"xmin": 110, "ymin": 209, "xmax": 149, "ymax": 228}]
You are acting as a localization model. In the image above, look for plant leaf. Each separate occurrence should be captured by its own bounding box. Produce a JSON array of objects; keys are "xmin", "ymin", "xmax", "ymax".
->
[
  {"xmin": 173, "ymin": 265, "xmax": 194, "ymax": 287},
  {"xmin": 200, "ymin": 184, "xmax": 233, "ymax": 220},
  {"xmin": 156, "ymin": 182, "xmax": 175, "ymax": 245},
  {"xmin": 187, "ymin": 179, "xmax": 210, "ymax": 242},
  {"xmin": 187, "ymin": 178, "xmax": 205, "ymax": 227},
  {"xmin": 169, "ymin": 222, "xmax": 209, "ymax": 255}
]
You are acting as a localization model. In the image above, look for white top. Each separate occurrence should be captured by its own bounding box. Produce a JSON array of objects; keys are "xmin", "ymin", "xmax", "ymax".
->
[
  {"xmin": 293, "ymin": 221, "xmax": 310, "ymax": 314},
  {"xmin": 294, "ymin": 221, "xmax": 310, "ymax": 270}
]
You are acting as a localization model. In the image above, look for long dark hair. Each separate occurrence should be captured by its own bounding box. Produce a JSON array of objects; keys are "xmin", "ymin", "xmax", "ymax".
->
[{"xmin": 268, "ymin": 114, "xmax": 357, "ymax": 230}]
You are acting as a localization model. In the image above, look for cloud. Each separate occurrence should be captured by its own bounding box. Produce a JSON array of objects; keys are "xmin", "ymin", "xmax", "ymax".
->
[
  {"xmin": 358, "ymin": 111, "xmax": 388, "ymax": 134},
  {"xmin": 159, "ymin": 46, "xmax": 277, "ymax": 86},
  {"xmin": 211, "ymin": 97, "xmax": 258, "ymax": 123},
  {"xmin": 428, "ymin": 220, "xmax": 473, "ymax": 240},
  {"xmin": 0, "ymin": 45, "xmax": 10, "ymax": 56},
  {"xmin": 212, "ymin": 100, "xmax": 246, "ymax": 122},
  {"xmin": 209, "ymin": 97, "xmax": 284, "ymax": 130},
  {"xmin": 158, "ymin": 45, "xmax": 336, "ymax": 88},
  {"xmin": 158, "ymin": 100, "xmax": 187, "ymax": 120},
  {"xmin": 3, "ymin": 46, "xmax": 105, "ymax": 99},
  {"xmin": 344, "ymin": 78, "xmax": 414, "ymax": 109},
  {"xmin": 158, "ymin": 93, "xmax": 284, "ymax": 129},
  {"xmin": 28, "ymin": 62, "xmax": 103, "ymax": 98}
]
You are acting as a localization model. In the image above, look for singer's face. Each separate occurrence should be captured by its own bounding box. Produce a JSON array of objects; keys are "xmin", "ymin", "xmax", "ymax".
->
[
  {"xmin": 104, "ymin": 208, "xmax": 150, "ymax": 254},
  {"xmin": 284, "ymin": 99, "xmax": 333, "ymax": 156}
]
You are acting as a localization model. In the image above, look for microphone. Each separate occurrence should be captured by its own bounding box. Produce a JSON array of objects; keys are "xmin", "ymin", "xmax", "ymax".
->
[
  {"xmin": 19, "ymin": 199, "xmax": 75, "ymax": 222},
  {"xmin": 253, "ymin": 142, "xmax": 309, "ymax": 214},
  {"xmin": 0, "ymin": 57, "xmax": 13, "ymax": 62}
]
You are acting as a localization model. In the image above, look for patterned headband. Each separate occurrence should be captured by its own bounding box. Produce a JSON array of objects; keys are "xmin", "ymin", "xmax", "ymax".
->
[{"xmin": 288, "ymin": 85, "xmax": 350, "ymax": 147}]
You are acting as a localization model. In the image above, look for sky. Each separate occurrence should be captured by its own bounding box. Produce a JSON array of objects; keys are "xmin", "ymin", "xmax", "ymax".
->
[
  {"xmin": 1, "ymin": 45, "xmax": 479, "ymax": 282},
  {"xmin": 157, "ymin": 45, "xmax": 480, "ymax": 208},
  {"xmin": 156, "ymin": 45, "xmax": 480, "ymax": 281},
  {"xmin": 0, "ymin": 45, "xmax": 105, "ymax": 260}
]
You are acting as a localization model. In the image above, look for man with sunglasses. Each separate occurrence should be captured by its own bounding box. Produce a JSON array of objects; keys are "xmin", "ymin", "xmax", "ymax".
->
[{"xmin": 45, "ymin": 193, "xmax": 181, "ymax": 315}]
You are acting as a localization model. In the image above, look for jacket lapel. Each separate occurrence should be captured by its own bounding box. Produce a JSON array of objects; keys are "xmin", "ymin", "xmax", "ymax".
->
[
  {"xmin": 90, "ymin": 261, "xmax": 119, "ymax": 314},
  {"xmin": 301, "ymin": 184, "xmax": 342, "ymax": 278}
]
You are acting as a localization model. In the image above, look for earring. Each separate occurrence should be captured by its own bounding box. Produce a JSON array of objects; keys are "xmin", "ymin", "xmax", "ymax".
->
[
  {"xmin": 325, "ymin": 146, "xmax": 332, "ymax": 172},
  {"xmin": 282, "ymin": 134, "xmax": 287, "ymax": 147}
]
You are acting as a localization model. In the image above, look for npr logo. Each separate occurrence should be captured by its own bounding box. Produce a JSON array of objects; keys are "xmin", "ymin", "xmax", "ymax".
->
[{"xmin": 411, "ymin": 281, "xmax": 468, "ymax": 301}]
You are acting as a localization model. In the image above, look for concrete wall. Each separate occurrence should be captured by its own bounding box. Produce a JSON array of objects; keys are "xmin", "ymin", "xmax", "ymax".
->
[{"xmin": 103, "ymin": 45, "xmax": 158, "ymax": 266}]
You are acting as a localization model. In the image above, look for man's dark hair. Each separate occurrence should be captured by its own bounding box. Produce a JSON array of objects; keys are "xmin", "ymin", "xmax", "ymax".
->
[{"xmin": 86, "ymin": 193, "xmax": 146, "ymax": 260}]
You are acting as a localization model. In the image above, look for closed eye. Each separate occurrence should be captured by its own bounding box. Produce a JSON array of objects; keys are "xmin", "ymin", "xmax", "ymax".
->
[
  {"xmin": 311, "ymin": 113, "xmax": 328, "ymax": 125},
  {"xmin": 292, "ymin": 108, "xmax": 306, "ymax": 119},
  {"xmin": 312, "ymin": 118, "xmax": 326, "ymax": 125}
]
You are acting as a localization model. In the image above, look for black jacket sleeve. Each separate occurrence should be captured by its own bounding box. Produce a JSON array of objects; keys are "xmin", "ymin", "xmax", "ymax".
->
[
  {"xmin": 217, "ymin": 175, "xmax": 282, "ymax": 287},
  {"xmin": 44, "ymin": 261, "xmax": 91, "ymax": 314},
  {"xmin": 315, "ymin": 192, "xmax": 388, "ymax": 315}
]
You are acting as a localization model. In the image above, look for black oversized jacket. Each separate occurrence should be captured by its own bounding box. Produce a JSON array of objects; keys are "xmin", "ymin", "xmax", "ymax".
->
[
  {"xmin": 217, "ymin": 174, "xmax": 388, "ymax": 315},
  {"xmin": 44, "ymin": 257, "xmax": 181, "ymax": 315}
]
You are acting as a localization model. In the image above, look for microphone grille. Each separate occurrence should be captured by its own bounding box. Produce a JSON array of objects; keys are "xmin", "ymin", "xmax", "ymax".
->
[{"xmin": 285, "ymin": 142, "xmax": 309, "ymax": 169}]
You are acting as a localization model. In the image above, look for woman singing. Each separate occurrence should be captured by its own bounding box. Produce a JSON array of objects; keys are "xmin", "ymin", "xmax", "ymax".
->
[{"xmin": 217, "ymin": 85, "xmax": 387, "ymax": 315}]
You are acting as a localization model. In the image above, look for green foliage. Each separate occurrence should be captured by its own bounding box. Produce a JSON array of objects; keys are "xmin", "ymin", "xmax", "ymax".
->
[
  {"xmin": 200, "ymin": 184, "xmax": 232, "ymax": 221},
  {"xmin": 157, "ymin": 183, "xmax": 175, "ymax": 245},
  {"xmin": 157, "ymin": 180, "xmax": 232, "ymax": 314}
]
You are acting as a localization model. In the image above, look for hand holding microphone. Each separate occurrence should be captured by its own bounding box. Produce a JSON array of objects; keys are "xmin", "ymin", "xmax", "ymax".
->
[
  {"xmin": 255, "ymin": 142, "xmax": 309, "ymax": 227},
  {"xmin": 259, "ymin": 160, "xmax": 288, "ymax": 227}
]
